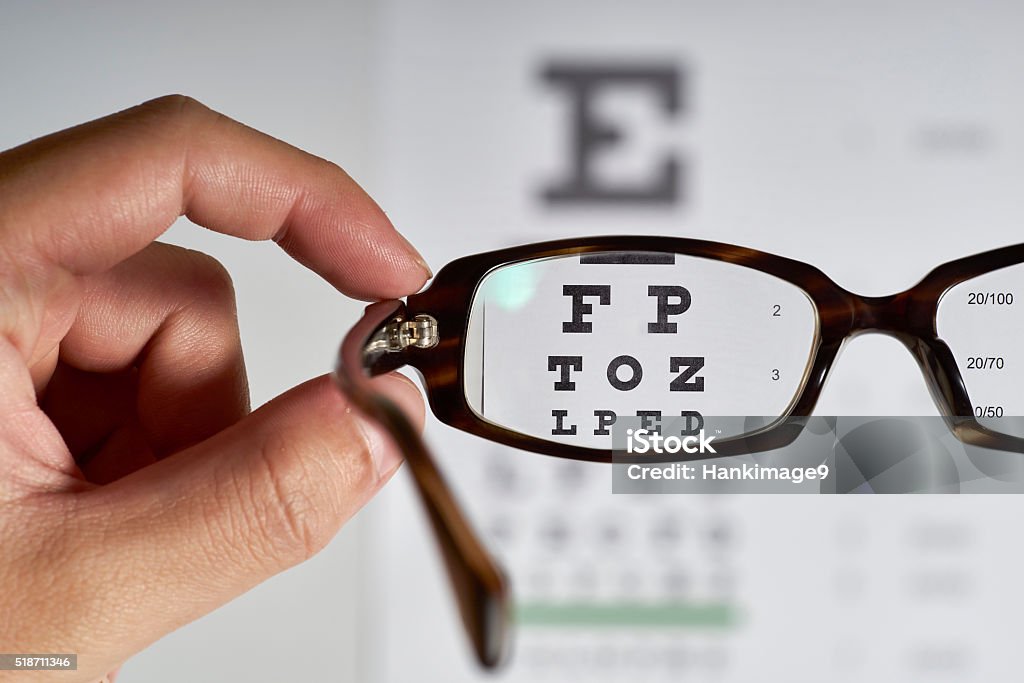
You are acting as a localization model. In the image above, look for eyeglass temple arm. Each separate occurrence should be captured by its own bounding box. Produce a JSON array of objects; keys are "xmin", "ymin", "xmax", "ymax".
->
[{"xmin": 334, "ymin": 300, "xmax": 511, "ymax": 669}]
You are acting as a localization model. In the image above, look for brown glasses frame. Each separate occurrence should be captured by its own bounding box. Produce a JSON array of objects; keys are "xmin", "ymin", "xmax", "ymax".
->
[{"xmin": 335, "ymin": 235, "xmax": 1024, "ymax": 669}]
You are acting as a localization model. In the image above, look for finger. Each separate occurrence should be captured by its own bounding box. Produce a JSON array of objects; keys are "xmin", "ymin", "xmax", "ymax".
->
[
  {"xmin": 53, "ymin": 373, "xmax": 423, "ymax": 675},
  {"xmin": 40, "ymin": 363, "xmax": 147, "ymax": 483},
  {"xmin": 41, "ymin": 242, "xmax": 249, "ymax": 481},
  {"xmin": 0, "ymin": 94, "xmax": 430, "ymax": 372}
]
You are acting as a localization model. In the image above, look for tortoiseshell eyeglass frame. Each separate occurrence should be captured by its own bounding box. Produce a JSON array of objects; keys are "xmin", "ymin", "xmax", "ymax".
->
[{"xmin": 334, "ymin": 235, "xmax": 1024, "ymax": 669}]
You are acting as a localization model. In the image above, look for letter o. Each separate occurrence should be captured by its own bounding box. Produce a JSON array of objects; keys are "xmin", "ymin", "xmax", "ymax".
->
[{"xmin": 607, "ymin": 355, "xmax": 643, "ymax": 391}]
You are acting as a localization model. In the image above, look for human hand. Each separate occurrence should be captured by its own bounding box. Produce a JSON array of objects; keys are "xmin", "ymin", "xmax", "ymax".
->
[{"xmin": 0, "ymin": 96, "xmax": 429, "ymax": 682}]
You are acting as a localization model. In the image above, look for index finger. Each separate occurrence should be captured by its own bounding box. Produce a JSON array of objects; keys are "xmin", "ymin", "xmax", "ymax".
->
[{"xmin": 0, "ymin": 94, "xmax": 430, "ymax": 298}]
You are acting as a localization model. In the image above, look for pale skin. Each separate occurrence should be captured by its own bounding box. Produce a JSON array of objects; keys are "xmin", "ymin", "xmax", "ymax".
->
[{"xmin": 0, "ymin": 95, "xmax": 429, "ymax": 683}]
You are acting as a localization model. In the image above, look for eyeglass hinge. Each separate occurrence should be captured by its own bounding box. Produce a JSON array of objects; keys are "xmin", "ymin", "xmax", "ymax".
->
[{"xmin": 366, "ymin": 314, "xmax": 439, "ymax": 354}]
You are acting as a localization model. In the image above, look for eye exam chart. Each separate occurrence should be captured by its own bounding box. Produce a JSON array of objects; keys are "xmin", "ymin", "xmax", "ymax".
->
[{"xmin": 363, "ymin": 2, "xmax": 1024, "ymax": 680}]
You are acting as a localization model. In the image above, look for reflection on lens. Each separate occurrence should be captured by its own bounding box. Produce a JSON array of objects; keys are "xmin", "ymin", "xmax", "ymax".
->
[{"xmin": 463, "ymin": 251, "xmax": 819, "ymax": 448}]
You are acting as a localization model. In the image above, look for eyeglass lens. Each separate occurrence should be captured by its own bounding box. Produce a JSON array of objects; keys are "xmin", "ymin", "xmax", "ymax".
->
[{"xmin": 463, "ymin": 251, "xmax": 819, "ymax": 444}]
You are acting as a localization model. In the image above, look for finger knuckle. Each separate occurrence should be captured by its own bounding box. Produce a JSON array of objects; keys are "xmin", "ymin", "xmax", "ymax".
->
[
  {"xmin": 243, "ymin": 429, "xmax": 339, "ymax": 568},
  {"xmin": 180, "ymin": 249, "xmax": 236, "ymax": 305},
  {"xmin": 148, "ymin": 245, "xmax": 235, "ymax": 315},
  {"xmin": 130, "ymin": 95, "xmax": 218, "ymax": 150},
  {"xmin": 143, "ymin": 94, "xmax": 210, "ymax": 125}
]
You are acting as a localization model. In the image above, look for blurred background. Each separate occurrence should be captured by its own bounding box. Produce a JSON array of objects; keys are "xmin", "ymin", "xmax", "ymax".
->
[{"xmin": 3, "ymin": 1, "xmax": 1024, "ymax": 680}]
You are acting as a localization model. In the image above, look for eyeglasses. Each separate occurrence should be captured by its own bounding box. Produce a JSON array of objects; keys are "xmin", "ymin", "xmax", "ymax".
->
[{"xmin": 333, "ymin": 235, "xmax": 1024, "ymax": 668}]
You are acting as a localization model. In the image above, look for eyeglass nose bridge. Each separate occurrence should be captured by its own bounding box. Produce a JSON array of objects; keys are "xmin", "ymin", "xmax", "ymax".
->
[
  {"xmin": 829, "ymin": 289, "xmax": 974, "ymax": 420},
  {"xmin": 846, "ymin": 291, "xmax": 931, "ymax": 335}
]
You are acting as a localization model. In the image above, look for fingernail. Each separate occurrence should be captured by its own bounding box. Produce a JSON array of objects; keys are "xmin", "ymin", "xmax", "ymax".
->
[
  {"xmin": 356, "ymin": 374, "xmax": 425, "ymax": 477},
  {"xmin": 415, "ymin": 254, "xmax": 434, "ymax": 280},
  {"xmin": 395, "ymin": 230, "xmax": 433, "ymax": 279}
]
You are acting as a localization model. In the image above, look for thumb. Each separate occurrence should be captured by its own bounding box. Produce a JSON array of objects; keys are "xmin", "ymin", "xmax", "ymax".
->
[{"xmin": 67, "ymin": 373, "xmax": 423, "ymax": 675}]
